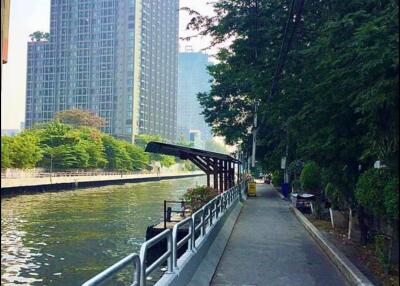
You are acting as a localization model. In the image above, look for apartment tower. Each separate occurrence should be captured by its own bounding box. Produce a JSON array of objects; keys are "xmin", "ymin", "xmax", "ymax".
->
[{"xmin": 25, "ymin": 0, "xmax": 178, "ymax": 141}]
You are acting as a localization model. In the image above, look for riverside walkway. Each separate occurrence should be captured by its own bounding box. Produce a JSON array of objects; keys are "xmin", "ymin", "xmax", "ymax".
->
[{"xmin": 210, "ymin": 183, "xmax": 348, "ymax": 286}]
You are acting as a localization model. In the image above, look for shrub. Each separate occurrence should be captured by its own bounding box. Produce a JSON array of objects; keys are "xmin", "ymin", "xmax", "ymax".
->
[
  {"xmin": 300, "ymin": 162, "xmax": 321, "ymax": 195},
  {"xmin": 325, "ymin": 183, "xmax": 345, "ymax": 210},
  {"xmin": 374, "ymin": 234, "xmax": 391, "ymax": 274},
  {"xmin": 183, "ymin": 186, "xmax": 219, "ymax": 211},
  {"xmin": 1, "ymin": 136, "xmax": 12, "ymax": 169},
  {"xmin": 355, "ymin": 168, "xmax": 391, "ymax": 217},
  {"xmin": 272, "ymin": 170, "xmax": 282, "ymax": 186},
  {"xmin": 288, "ymin": 159, "xmax": 304, "ymax": 180},
  {"xmin": 383, "ymin": 177, "xmax": 399, "ymax": 221}
]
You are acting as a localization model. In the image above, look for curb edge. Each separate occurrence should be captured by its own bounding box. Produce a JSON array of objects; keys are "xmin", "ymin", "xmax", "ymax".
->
[{"xmin": 290, "ymin": 205, "xmax": 375, "ymax": 286}]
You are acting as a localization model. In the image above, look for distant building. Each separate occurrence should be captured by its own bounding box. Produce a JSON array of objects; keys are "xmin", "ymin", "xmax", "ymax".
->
[
  {"xmin": 1, "ymin": 129, "xmax": 20, "ymax": 136},
  {"xmin": 25, "ymin": 0, "xmax": 179, "ymax": 141},
  {"xmin": 177, "ymin": 50, "xmax": 213, "ymax": 142},
  {"xmin": 189, "ymin": 129, "xmax": 204, "ymax": 149},
  {"xmin": 20, "ymin": 121, "xmax": 25, "ymax": 131}
]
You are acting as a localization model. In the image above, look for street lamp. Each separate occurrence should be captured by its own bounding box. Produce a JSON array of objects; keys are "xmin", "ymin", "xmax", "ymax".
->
[{"xmin": 50, "ymin": 153, "xmax": 53, "ymax": 183}]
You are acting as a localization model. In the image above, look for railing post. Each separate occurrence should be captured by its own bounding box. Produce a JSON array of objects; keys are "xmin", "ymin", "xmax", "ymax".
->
[
  {"xmin": 172, "ymin": 225, "xmax": 178, "ymax": 269},
  {"xmin": 139, "ymin": 247, "xmax": 147, "ymax": 286},
  {"xmin": 215, "ymin": 198, "xmax": 219, "ymax": 219},
  {"xmin": 202, "ymin": 205, "xmax": 208, "ymax": 235},
  {"xmin": 167, "ymin": 231, "xmax": 173, "ymax": 273},
  {"xmin": 209, "ymin": 201, "xmax": 213, "ymax": 226},
  {"xmin": 188, "ymin": 220, "xmax": 193, "ymax": 252},
  {"xmin": 163, "ymin": 200, "xmax": 167, "ymax": 229}
]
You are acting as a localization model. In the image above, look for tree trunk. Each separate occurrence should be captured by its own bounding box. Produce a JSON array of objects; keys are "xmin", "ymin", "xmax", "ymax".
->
[
  {"xmin": 357, "ymin": 206, "xmax": 368, "ymax": 245},
  {"xmin": 348, "ymin": 208, "xmax": 352, "ymax": 239},
  {"xmin": 330, "ymin": 208, "xmax": 334, "ymax": 228},
  {"xmin": 390, "ymin": 219, "xmax": 399, "ymax": 265}
]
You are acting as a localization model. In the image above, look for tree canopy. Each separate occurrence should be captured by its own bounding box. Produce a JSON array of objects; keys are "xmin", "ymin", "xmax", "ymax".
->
[
  {"xmin": 1, "ymin": 122, "xmax": 179, "ymax": 172},
  {"xmin": 29, "ymin": 31, "xmax": 50, "ymax": 42},
  {"xmin": 185, "ymin": 0, "xmax": 398, "ymax": 218},
  {"xmin": 55, "ymin": 109, "xmax": 106, "ymax": 129}
]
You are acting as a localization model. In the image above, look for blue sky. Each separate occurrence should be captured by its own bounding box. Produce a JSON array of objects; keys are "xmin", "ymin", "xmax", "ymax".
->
[{"xmin": 1, "ymin": 0, "xmax": 215, "ymax": 129}]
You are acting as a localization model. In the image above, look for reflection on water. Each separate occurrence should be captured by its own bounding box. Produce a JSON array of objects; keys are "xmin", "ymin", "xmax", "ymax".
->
[{"xmin": 1, "ymin": 176, "xmax": 206, "ymax": 285}]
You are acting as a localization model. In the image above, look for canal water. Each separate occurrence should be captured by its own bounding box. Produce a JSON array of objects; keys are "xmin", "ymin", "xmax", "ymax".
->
[{"xmin": 1, "ymin": 176, "xmax": 206, "ymax": 285}]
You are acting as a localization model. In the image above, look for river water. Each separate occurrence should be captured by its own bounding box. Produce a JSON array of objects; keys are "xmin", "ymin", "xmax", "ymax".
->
[{"xmin": 1, "ymin": 176, "xmax": 206, "ymax": 285}]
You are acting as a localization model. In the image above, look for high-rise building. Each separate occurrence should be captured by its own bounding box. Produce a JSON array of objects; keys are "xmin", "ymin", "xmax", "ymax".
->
[
  {"xmin": 177, "ymin": 49, "xmax": 213, "ymax": 142},
  {"xmin": 189, "ymin": 129, "xmax": 204, "ymax": 149},
  {"xmin": 25, "ymin": 0, "xmax": 178, "ymax": 141}
]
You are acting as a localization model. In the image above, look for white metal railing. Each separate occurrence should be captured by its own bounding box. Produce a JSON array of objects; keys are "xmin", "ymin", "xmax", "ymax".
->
[
  {"xmin": 82, "ymin": 180, "xmax": 248, "ymax": 286},
  {"xmin": 172, "ymin": 217, "xmax": 194, "ymax": 268},
  {"xmin": 192, "ymin": 208, "xmax": 204, "ymax": 248},
  {"xmin": 140, "ymin": 229, "xmax": 173, "ymax": 286},
  {"xmin": 82, "ymin": 253, "xmax": 140, "ymax": 286},
  {"xmin": 1, "ymin": 170, "xmax": 152, "ymax": 179}
]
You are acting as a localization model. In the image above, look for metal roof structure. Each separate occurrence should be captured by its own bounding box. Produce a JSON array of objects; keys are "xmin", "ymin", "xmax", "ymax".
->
[{"xmin": 145, "ymin": 141, "xmax": 241, "ymax": 191}]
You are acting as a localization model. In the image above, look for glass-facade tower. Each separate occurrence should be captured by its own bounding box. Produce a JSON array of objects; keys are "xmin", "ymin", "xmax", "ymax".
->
[
  {"xmin": 177, "ymin": 51, "xmax": 212, "ymax": 141},
  {"xmin": 25, "ymin": 0, "xmax": 178, "ymax": 141}
]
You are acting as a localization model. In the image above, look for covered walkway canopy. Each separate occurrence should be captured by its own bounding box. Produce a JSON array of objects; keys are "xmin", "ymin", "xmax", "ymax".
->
[{"xmin": 145, "ymin": 141, "xmax": 241, "ymax": 191}]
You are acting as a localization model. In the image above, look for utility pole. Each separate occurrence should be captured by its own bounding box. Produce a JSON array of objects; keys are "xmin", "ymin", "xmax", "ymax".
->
[
  {"xmin": 251, "ymin": 0, "xmax": 259, "ymax": 169},
  {"xmin": 284, "ymin": 130, "xmax": 289, "ymax": 183},
  {"xmin": 251, "ymin": 104, "xmax": 258, "ymax": 168}
]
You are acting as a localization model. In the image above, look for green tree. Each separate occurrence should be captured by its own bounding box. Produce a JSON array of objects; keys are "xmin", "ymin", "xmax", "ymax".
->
[
  {"xmin": 73, "ymin": 127, "xmax": 108, "ymax": 168},
  {"xmin": 325, "ymin": 183, "xmax": 345, "ymax": 210},
  {"xmin": 300, "ymin": 162, "xmax": 321, "ymax": 195},
  {"xmin": 7, "ymin": 134, "xmax": 43, "ymax": 169},
  {"xmin": 187, "ymin": 0, "xmax": 398, "ymax": 227},
  {"xmin": 355, "ymin": 168, "xmax": 392, "ymax": 218},
  {"xmin": 55, "ymin": 109, "xmax": 106, "ymax": 129},
  {"xmin": 29, "ymin": 31, "xmax": 48, "ymax": 42},
  {"xmin": 121, "ymin": 141, "xmax": 150, "ymax": 171},
  {"xmin": 204, "ymin": 139, "xmax": 228, "ymax": 154},
  {"xmin": 383, "ymin": 177, "xmax": 399, "ymax": 221},
  {"xmin": 102, "ymin": 135, "xmax": 132, "ymax": 171},
  {"xmin": 135, "ymin": 134, "xmax": 176, "ymax": 167},
  {"xmin": 1, "ymin": 136, "xmax": 12, "ymax": 169}
]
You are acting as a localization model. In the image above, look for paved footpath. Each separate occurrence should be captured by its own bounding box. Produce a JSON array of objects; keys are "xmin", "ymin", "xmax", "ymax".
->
[{"xmin": 211, "ymin": 183, "xmax": 348, "ymax": 286}]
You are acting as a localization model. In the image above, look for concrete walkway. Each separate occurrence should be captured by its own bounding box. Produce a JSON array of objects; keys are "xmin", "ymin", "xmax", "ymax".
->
[
  {"xmin": 1, "ymin": 171, "xmax": 204, "ymax": 188},
  {"xmin": 210, "ymin": 184, "xmax": 348, "ymax": 286}
]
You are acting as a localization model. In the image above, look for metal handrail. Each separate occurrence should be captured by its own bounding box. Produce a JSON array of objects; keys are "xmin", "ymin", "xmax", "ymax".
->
[
  {"xmin": 82, "ymin": 180, "xmax": 248, "ymax": 286},
  {"xmin": 172, "ymin": 217, "xmax": 194, "ymax": 268},
  {"xmin": 192, "ymin": 208, "xmax": 204, "ymax": 248},
  {"xmin": 1, "ymin": 170, "xmax": 152, "ymax": 179},
  {"xmin": 214, "ymin": 197, "xmax": 220, "ymax": 219},
  {"xmin": 139, "ymin": 229, "xmax": 172, "ymax": 286},
  {"xmin": 81, "ymin": 253, "xmax": 140, "ymax": 286},
  {"xmin": 202, "ymin": 203, "xmax": 211, "ymax": 235},
  {"xmin": 209, "ymin": 199, "xmax": 216, "ymax": 226}
]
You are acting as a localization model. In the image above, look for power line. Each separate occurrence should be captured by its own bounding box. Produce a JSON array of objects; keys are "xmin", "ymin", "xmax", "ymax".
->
[
  {"xmin": 250, "ymin": 0, "xmax": 306, "ymax": 168},
  {"xmin": 269, "ymin": 0, "xmax": 305, "ymax": 101}
]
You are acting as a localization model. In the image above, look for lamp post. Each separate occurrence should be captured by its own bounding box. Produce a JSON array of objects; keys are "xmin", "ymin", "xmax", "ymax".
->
[{"xmin": 50, "ymin": 153, "xmax": 53, "ymax": 183}]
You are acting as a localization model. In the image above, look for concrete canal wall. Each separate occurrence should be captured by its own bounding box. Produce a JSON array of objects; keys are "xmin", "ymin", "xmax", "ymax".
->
[{"xmin": 1, "ymin": 171, "xmax": 205, "ymax": 194}]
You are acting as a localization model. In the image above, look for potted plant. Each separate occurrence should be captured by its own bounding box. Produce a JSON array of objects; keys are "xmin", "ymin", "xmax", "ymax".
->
[{"xmin": 183, "ymin": 186, "xmax": 219, "ymax": 212}]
